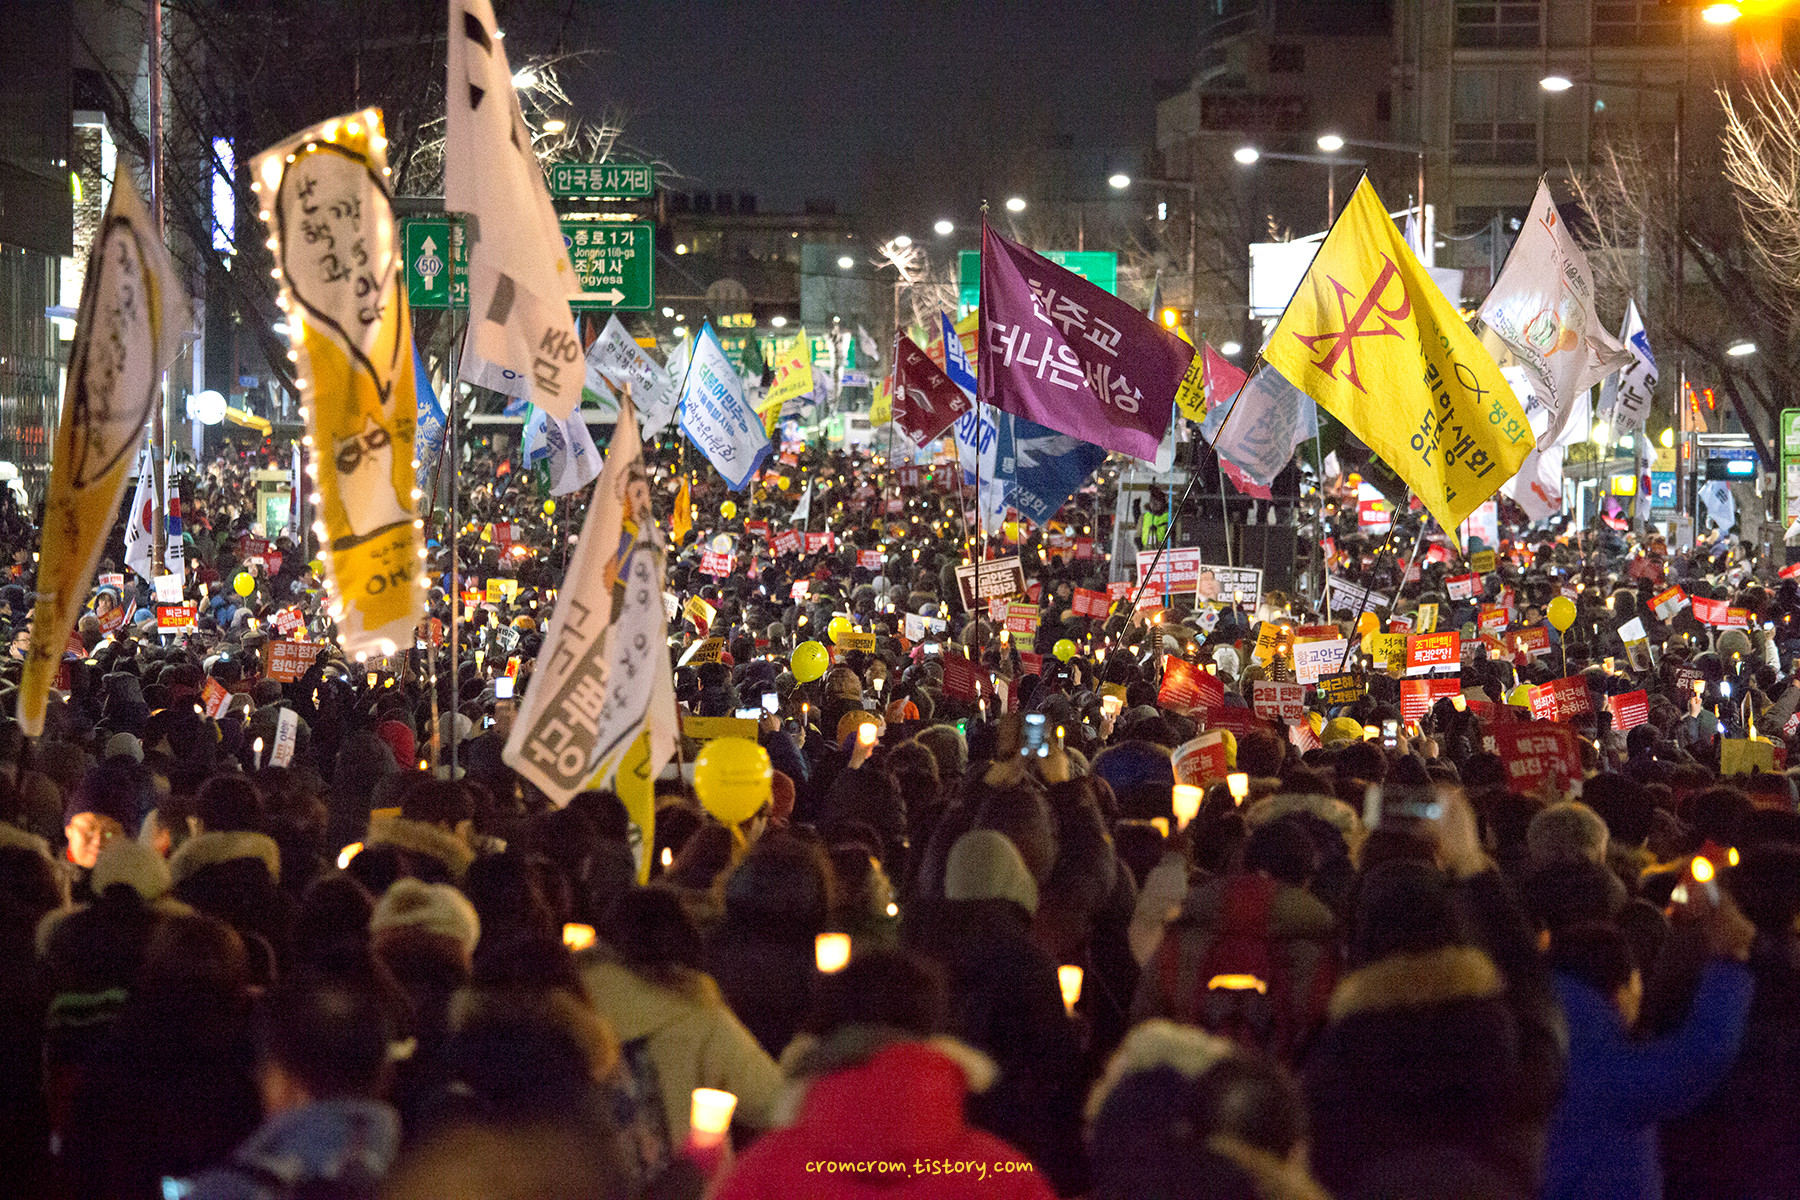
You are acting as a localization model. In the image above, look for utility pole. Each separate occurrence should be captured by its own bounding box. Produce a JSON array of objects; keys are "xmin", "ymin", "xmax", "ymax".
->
[{"xmin": 147, "ymin": 0, "xmax": 168, "ymax": 575}]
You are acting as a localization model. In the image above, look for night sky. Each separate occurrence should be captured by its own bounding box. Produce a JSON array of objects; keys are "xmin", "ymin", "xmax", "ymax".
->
[{"xmin": 537, "ymin": 2, "xmax": 1198, "ymax": 235}]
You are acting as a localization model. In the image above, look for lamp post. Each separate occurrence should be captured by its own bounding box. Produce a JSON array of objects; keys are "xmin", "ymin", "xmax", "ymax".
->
[
  {"xmin": 1314, "ymin": 135, "xmax": 1431, "ymax": 257},
  {"xmin": 1108, "ymin": 174, "xmax": 1203, "ymax": 353},
  {"xmin": 1231, "ymin": 147, "xmax": 1367, "ymax": 225}
]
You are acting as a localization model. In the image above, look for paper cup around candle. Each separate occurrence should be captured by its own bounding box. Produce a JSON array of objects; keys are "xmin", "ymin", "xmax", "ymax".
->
[
  {"xmin": 815, "ymin": 931, "xmax": 851, "ymax": 974},
  {"xmin": 1058, "ymin": 964, "xmax": 1083, "ymax": 1014},
  {"xmin": 690, "ymin": 1087, "xmax": 737, "ymax": 1145},
  {"xmin": 1172, "ymin": 784, "xmax": 1202, "ymax": 830},
  {"xmin": 1227, "ymin": 772, "xmax": 1250, "ymax": 804},
  {"xmin": 1101, "ymin": 694, "xmax": 1122, "ymax": 717},
  {"xmin": 562, "ymin": 923, "xmax": 596, "ymax": 952}
]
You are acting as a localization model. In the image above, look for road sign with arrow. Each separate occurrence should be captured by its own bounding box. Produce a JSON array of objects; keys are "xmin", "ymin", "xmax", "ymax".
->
[
  {"xmin": 404, "ymin": 218, "xmax": 467, "ymax": 310},
  {"xmin": 402, "ymin": 217, "xmax": 652, "ymax": 312}
]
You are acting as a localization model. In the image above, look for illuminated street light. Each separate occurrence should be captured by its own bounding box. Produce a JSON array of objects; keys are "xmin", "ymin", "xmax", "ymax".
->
[
  {"xmin": 1316, "ymin": 133, "xmax": 1345, "ymax": 153},
  {"xmin": 541, "ymin": 118, "xmax": 566, "ymax": 133},
  {"xmin": 837, "ymin": 255, "xmax": 854, "ymax": 269},
  {"xmin": 1233, "ymin": 146, "xmax": 1261, "ymax": 165},
  {"xmin": 1540, "ymin": 74, "xmax": 1575, "ymax": 92},
  {"xmin": 1005, "ymin": 196, "xmax": 1026, "ymax": 213},
  {"xmin": 771, "ymin": 315, "xmax": 789, "ymax": 328},
  {"xmin": 1660, "ymin": 427, "xmax": 1675, "ymax": 449},
  {"xmin": 1727, "ymin": 339, "xmax": 1757, "ymax": 357},
  {"xmin": 1220, "ymin": 340, "xmax": 1243, "ymax": 356},
  {"xmin": 1108, "ymin": 173, "xmax": 1131, "ymax": 189},
  {"xmin": 511, "ymin": 68, "xmax": 538, "ymax": 90},
  {"xmin": 1702, "ymin": 3, "xmax": 1742, "ymax": 24},
  {"xmin": 892, "ymin": 234, "xmax": 912, "ymax": 248},
  {"xmin": 934, "ymin": 219, "xmax": 954, "ymax": 235}
]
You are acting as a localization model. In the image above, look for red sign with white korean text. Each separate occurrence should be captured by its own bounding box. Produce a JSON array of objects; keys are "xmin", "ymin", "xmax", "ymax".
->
[
  {"xmin": 200, "ymin": 677, "xmax": 231, "ymax": 719},
  {"xmin": 265, "ymin": 639, "xmax": 322, "ymax": 683},
  {"xmin": 1478, "ymin": 606, "xmax": 1508, "ymax": 635},
  {"xmin": 1447, "ymin": 574, "xmax": 1479, "ymax": 601},
  {"xmin": 745, "ymin": 519, "xmax": 770, "ymax": 540},
  {"xmin": 858, "ymin": 550, "xmax": 884, "ymax": 572},
  {"xmin": 1003, "ymin": 603, "xmax": 1040, "ymax": 634},
  {"xmin": 156, "ymin": 603, "xmax": 198, "ymax": 634},
  {"xmin": 1482, "ymin": 723, "xmax": 1583, "ymax": 797},
  {"xmin": 1529, "ymin": 675, "xmax": 1594, "ymax": 722},
  {"xmin": 1692, "ymin": 596, "xmax": 1729, "ymax": 625},
  {"xmin": 1650, "ymin": 586, "xmax": 1686, "ymax": 619},
  {"xmin": 1605, "ymin": 689, "xmax": 1649, "ymax": 731},
  {"xmin": 699, "ymin": 550, "xmax": 734, "ymax": 576},
  {"xmin": 805, "ymin": 532, "xmax": 834, "ymax": 554},
  {"xmin": 1074, "ymin": 537, "xmax": 1094, "ymax": 559},
  {"xmin": 1406, "ymin": 631, "xmax": 1461, "ymax": 672},
  {"xmin": 1108, "ymin": 581, "xmax": 1133, "ymax": 602},
  {"xmin": 1252, "ymin": 680, "xmax": 1306, "ymax": 723},
  {"xmin": 1172, "ymin": 732, "xmax": 1229, "ymax": 787},
  {"xmin": 772, "ymin": 530, "xmax": 801, "ymax": 556},
  {"xmin": 1515, "ymin": 626, "xmax": 1552, "ymax": 659},
  {"xmin": 1400, "ymin": 677, "xmax": 1460, "ymax": 721},
  {"xmin": 1071, "ymin": 587, "xmax": 1109, "ymax": 619},
  {"xmin": 941, "ymin": 653, "xmax": 980, "ymax": 702}
]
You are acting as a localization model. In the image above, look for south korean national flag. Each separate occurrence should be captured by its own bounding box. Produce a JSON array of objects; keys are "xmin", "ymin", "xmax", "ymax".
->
[{"xmin": 445, "ymin": 0, "xmax": 582, "ymax": 419}]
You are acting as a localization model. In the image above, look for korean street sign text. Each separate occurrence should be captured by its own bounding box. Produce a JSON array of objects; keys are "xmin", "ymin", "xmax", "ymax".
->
[
  {"xmin": 547, "ymin": 161, "xmax": 655, "ymax": 199},
  {"xmin": 563, "ymin": 221, "xmax": 654, "ymax": 311}
]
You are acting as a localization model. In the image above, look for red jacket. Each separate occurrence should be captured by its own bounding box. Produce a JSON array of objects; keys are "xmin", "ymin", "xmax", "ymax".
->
[{"xmin": 714, "ymin": 1040, "xmax": 1055, "ymax": 1200}]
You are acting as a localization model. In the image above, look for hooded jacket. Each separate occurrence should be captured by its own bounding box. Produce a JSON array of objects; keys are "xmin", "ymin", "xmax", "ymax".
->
[
  {"xmin": 363, "ymin": 813, "xmax": 475, "ymax": 883},
  {"xmin": 579, "ymin": 955, "xmax": 781, "ymax": 1145},
  {"xmin": 170, "ymin": 830, "xmax": 293, "ymax": 967},
  {"xmin": 180, "ymin": 1097, "xmax": 400, "ymax": 1200},
  {"xmin": 1541, "ymin": 959, "xmax": 1751, "ymax": 1200},
  {"xmin": 715, "ymin": 1030, "xmax": 1055, "ymax": 1200}
]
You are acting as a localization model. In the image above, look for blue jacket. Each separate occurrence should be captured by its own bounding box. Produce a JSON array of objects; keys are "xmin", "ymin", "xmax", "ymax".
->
[
  {"xmin": 181, "ymin": 1098, "xmax": 399, "ymax": 1200},
  {"xmin": 1542, "ymin": 960, "xmax": 1753, "ymax": 1200}
]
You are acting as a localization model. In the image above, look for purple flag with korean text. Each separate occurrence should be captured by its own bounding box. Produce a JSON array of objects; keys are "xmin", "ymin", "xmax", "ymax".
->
[{"xmin": 977, "ymin": 224, "xmax": 1185, "ymax": 459}]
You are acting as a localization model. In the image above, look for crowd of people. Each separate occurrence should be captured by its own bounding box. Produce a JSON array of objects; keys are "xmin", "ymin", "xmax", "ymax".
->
[{"xmin": 0, "ymin": 427, "xmax": 1797, "ymax": 1200}]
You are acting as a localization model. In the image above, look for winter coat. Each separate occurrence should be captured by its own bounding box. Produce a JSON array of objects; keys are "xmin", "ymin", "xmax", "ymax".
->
[
  {"xmin": 180, "ymin": 1098, "xmax": 400, "ymax": 1199},
  {"xmin": 579, "ymin": 955, "xmax": 782, "ymax": 1145},
  {"xmin": 362, "ymin": 813, "xmax": 475, "ymax": 883},
  {"xmin": 1662, "ymin": 935, "xmax": 1800, "ymax": 1199},
  {"xmin": 708, "ymin": 930, "xmax": 816, "ymax": 1061},
  {"xmin": 1541, "ymin": 960, "xmax": 1752, "ymax": 1200},
  {"xmin": 1304, "ymin": 945, "xmax": 1542, "ymax": 1198},
  {"xmin": 715, "ymin": 1031, "xmax": 1055, "ymax": 1200},
  {"xmin": 169, "ymin": 831, "xmax": 293, "ymax": 969},
  {"xmin": 905, "ymin": 898, "xmax": 1087, "ymax": 1196}
]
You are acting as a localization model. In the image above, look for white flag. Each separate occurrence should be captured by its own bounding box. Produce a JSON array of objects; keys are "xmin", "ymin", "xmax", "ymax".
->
[
  {"xmin": 462, "ymin": 334, "xmax": 531, "ymax": 398},
  {"xmin": 856, "ymin": 324, "xmax": 880, "ymax": 362},
  {"xmin": 1597, "ymin": 300, "xmax": 1657, "ymax": 435},
  {"xmin": 678, "ymin": 322, "xmax": 772, "ymax": 491},
  {"xmin": 790, "ymin": 479, "xmax": 812, "ymax": 525},
  {"xmin": 547, "ymin": 410, "xmax": 602, "ymax": 496},
  {"xmin": 445, "ymin": 0, "xmax": 582, "ymax": 419},
  {"xmin": 504, "ymin": 404, "xmax": 678, "ymax": 806},
  {"xmin": 1479, "ymin": 182, "xmax": 1630, "ymax": 448},
  {"xmin": 588, "ymin": 315, "xmax": 679, "ymax": 431}
]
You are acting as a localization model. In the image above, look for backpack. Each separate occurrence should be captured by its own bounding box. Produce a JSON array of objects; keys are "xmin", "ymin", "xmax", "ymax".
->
[
  {"xmin": 603, "ymin": 1034, "xmax": 673, "ymax": 1186},
  {"xmin": 1147, "ymin": 872, "xmax": 1336, "ymax": 1064}
]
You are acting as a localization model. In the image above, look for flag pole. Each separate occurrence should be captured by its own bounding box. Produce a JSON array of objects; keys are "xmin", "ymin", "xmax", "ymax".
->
[{"xmin": 446, "ymin": 244, "xmax": 463, "ymax": 780}]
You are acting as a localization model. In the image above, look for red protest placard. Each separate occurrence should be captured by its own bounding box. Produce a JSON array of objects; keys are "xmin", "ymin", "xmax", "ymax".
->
[
  {"xmin": 156, "ymin": 603, "xmax": 198, "ymax": 634},
  {"xmin": 1529, "ymin": 675, "xmax": 1594, "ymax": 722},
  {"xmin": 1605, "ymin": 689, "xmax": 1649, "ymax": 731},
  {"xmin": 1692, "ymin": 596, "xmax": 1729, "ymax": 626},
  {"xmin": 265, "ymin": 639, "xmax": 322, "ymax": 683},
  {"xmin": 1252, "ymin": 680, "xmax": 1306, "ymax": 723},
  {"xmin": 941, "ymin": 653, "xmax": 980, "ymax": 702},
  {"xmin": 1782, "ymin": 562, "xmax": 1800, "ymax": 581},
  {"xmin": 1157, "ymin": 657, "xmax": 1207, "ymax": 714},
  {"xmin": 200, "ymin": 678, "xmax": 231, "ymax": 719},
  {"xmin": 1400, "ymin": 677, "xmax": 1460, "ymax": 721},
  {"xmin": 1651, "ymin": 586, "xmax": 1687, "ymax": 619},
  {"xmin": 1483, "ymin": 723, "xmax": 1582, "ymax": 797},
  {"xmin": 1074, "ymin": 537, "xmax": 1095, "ymax": 559},
  {"xmin": 1003, "ymin": 602, "xmax": 1039, "ymax": 633},
  {"xmin": 858, "ymin": 550, "xmax": 884, "ymax": 572},
  {"xmin": 1515, "ymin": 626, "xmax": 1552, "ymax": 659},
  {"xmin": 773, "ymin": 530, "xmax": 801, "ymax": 556},
  {"xmin": 699, "ymin": 550, "xmax": 734, "ymax": 576},
  {"xmin": 1447, "ymin": 574, "xmax": 1479, "ymax": 601},
  {"xmin": 1478, "ymin": 606, "xmax": 1508, "ymax": 635},
  {"xmin": 805, "ymin": 532, "xmax": 834, "ymax": 554},
  {"xmin": 1202, "ymin": 706, "xmax": 1275, "ymax": 740},
  {"xmin": 1172, "ymin": 732, "xmax": 1230, "ymax": 787},
  {"xmin": 1018, "ymin": 652, "xmax": 1043, "ymax": 676},
  {"xmin": 1071, "ymin": 587, "xmax": 1109, "ymax": 619},
  {"xmin": 1108, "ymin": 581, "xmax": 1133, "ymax": 602},
  {"xmin": 1406, "ymin": 631, "xmax": 1461, "ymax": 672},
  {"xmin": 1725, "ymin": 606, "xmax": 1751, "ymax": 629},
  {"xmin": 745, "ymin": 519, "xmax": 770, "ymax": 540}
]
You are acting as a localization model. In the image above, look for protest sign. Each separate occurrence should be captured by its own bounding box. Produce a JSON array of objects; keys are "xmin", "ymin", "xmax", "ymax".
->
[
  {"xmin": 265, "ymin": 639, "xmax": 323, "ymax": 682},
  {"xmin": 1317, "ymin": 672, "xmax": 1366, "ymax": 706},
  {"xmin": 1405, "ymin": 632, "xmax": 1461, "ymax": 675},
  {"xmin": 1400, "ymin": 677, "xmax": 1460, "ymax": 721},
  {"xmin": 1171, "ymin": 731, "xmax": 1229, "ymax": 787},
  {"xmin": 1252, "ymin": 681, "xmax": 1306, "ymax": 723},
  {"xmin": 1483, "ymin": 723, "xmax": 1582, "ymax": 797},
  {"xmin": 954, "ymin": 556, "xmax": 1027, "ymax": 610},
  {"xmin": 1605, "ymin": 690, "xmax": 1649, "ymax": 731},
  {"xmin": 1529, "ymin": 675, "xmax": 1595, "ymax": 722},
  {"xmin": 1294, "ymin": 638, "xmax": 1349, "ymax": 685}
]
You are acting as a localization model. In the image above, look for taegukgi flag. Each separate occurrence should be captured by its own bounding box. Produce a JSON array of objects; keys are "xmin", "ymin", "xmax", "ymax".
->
[
  {"xmin": 21, "ymin": 170, "xmax": 188, "ymax": 735},
  {"xmin": 978, "ymin": 224, "xmax": 1184, "ymax": 459},
  {"xmin": 505, "ymin": 401, "xmax": 679, "ymax": 817},
  {"xmin": 446, "ymin": 0, "xmax": 583, "ymax": 419},
  {"xmin": 1478, "ymin": 181, "xmax": 1630, "ymax": 448},
  {"xmin": 678, "ymin": 322, "xmax": 772, "ymax": 491},
  {"xmin": 1262, "ymin": 177, "xmax": 1532, "ymax": 546},
  {"xmin": 252, "ymin": 107, "xmax": 426, "ymax": 658}
]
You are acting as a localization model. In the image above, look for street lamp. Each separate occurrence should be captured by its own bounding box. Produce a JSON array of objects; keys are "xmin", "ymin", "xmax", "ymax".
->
[
  {"xmin": 1113, "ymin": 173, "xmax": 1203, "ymax": 350},
  {"xmin": 1539, "ymin": 74, "xmax": 1575, "ymax": 92},
  {"xmin": 837, "ymin": 255, "xmax": 855, "ymax": 269},
  {"xmin": 1316, "ymin": 133, "xmax": 1345, "ymax": 153},
  {"xmin": 1005, "ymin": 196, "xmax": 1026, "ymax": 213},
  {"xmin": 1703, "ymin": 3, "xmax": 1742, "ymax": 23},
  {"xmin": 1728, "ymin": 339, "xmax": 1757, "ymax": 357},
  {"xmin": 1108, "ymin": 173, "xmax": 1131, "ymax": 190},
  {"xmin": 770, "ymin": 315, "xmax": 788, "ymax": 328},
  {"xmin": 934, "ymin": 219, "xmax": 954, "ymax": 236},
  {"xmin": 1233, "ymin": 146, "xmax": 1261, "ymax": 165},
  {"xmin": 892, "ymin": 234, "xmax": 912, "ymax": 248}
]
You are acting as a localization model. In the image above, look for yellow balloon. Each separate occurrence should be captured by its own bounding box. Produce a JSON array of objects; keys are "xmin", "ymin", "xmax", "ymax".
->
[
  {"xmin": 543, "ymin": 499, "xmax": 556, "ymax": 516},
  {"xmin": 828, "ymin": 615, "xmax": 855, "ymax": 644},
  {"xmin": 233, "ymin": 572, "xmax": 255, "ymax": 597},
  {"xmin": 1053, "ymin": 638, "xmax": 1078, "ymax": 662},
  {"xmin": 776, "ymin": 476, "xmax": 791, "ymax": 491},
  {"xmin": 693, "ymin": 737, "xmax": 773, "ymax": 826},
  {"xmin": 1547, "ymin": 595, "xmax": 1576, "ymax": 632},
  {"xmin": 721, "ymin": 500, "xmax": 738, "ymax": 520},
  {"xmin": 791, "ymin": 640, "xmax": 829, "ymax": 684},
  {"xmin": 1356, "ymin": 611, "xmax": 1379, "ymax": 636}
]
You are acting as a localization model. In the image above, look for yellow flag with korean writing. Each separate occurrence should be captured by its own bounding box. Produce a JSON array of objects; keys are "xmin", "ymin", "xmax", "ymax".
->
[
  {"xmin": 671, "ymin": 475, "xmax": 692, "ymax": 546},
  {"xmin": 763, "ymin": 329, "xmax": 813, "ymax": 409},
  {"xmin": 1262, "ymin": 178, "xmax": 1531, "ymax": 546},
  {"xmin": 869, "ymin": 373, "xmax": 893, "ymax": 425}
]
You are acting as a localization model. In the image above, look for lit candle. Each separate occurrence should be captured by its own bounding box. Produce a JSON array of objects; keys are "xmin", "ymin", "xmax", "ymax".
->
[
  {"xmin": 661, "ymin": 846, "xmax": 673, "ymax": 869},
  {"xmin": 689, "ymin": 1087, "xmax": 738, "ymax": 1149},
  {"xmin": 1227, "ymin": 773, "xmax": 1250, "ymax": 804},
  {"xmin": 1172, "ymin": 784, "xmax": 1202, "ymax": 830},
  {"xmin": 815, "ymin": 931, "xmax": 852, "ymax": 974},
  {"xmin": 562, "ymin": 923, "xmax": 596, "ymax": 952},
  {"xmin": 1058, "ymin": 964, "xmax": 1084, "ymax": 1015},
  {"xmin": 336, "ymin": 842, "xmax": 362, "ymax": 870}
]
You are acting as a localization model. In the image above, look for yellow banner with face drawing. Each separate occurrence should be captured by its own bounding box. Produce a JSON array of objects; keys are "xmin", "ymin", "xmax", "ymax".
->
[{"xmin": 252, "ymin": 108, "xmax": 424, "ymax": 657}]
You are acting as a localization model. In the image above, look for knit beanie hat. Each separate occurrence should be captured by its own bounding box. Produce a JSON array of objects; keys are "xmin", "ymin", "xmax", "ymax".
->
[
  {"xmin": 103, "ymin": 732, "xmax": 144, "ymax": 763},
  {"xmin": 945, "ymin": 829, "xmax": 1040, "ymax": 915},
  {"xmin": 372, "ymin": 878, "xmax": 481, "ymax": 958},
  {"xmin": 90, "ymin": 838, "xmax": 172, "ymax": 901}
]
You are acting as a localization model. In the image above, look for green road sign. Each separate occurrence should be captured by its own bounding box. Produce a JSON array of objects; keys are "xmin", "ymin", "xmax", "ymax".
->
[
  {"xmin": 958, "ymin": 249, "xmax": 1118, "ymax": 310},
  {"xmin": 547, "ymin": 160, "xmax": 655, "ymax": 199},
  {"xmin": 404, "ymin": 217, "xmax": 653, "ymax": 311},
  {"xmin": 563, "ymin": 220, "xmax": 654, "ymax": 311},
  {"xmin": 404, "ymin": 218, "xmax": 466, "ymax": 309},
  {"xmin": 1781, "ymin": 408, "xmax": 1800, "ymax": 526}
]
